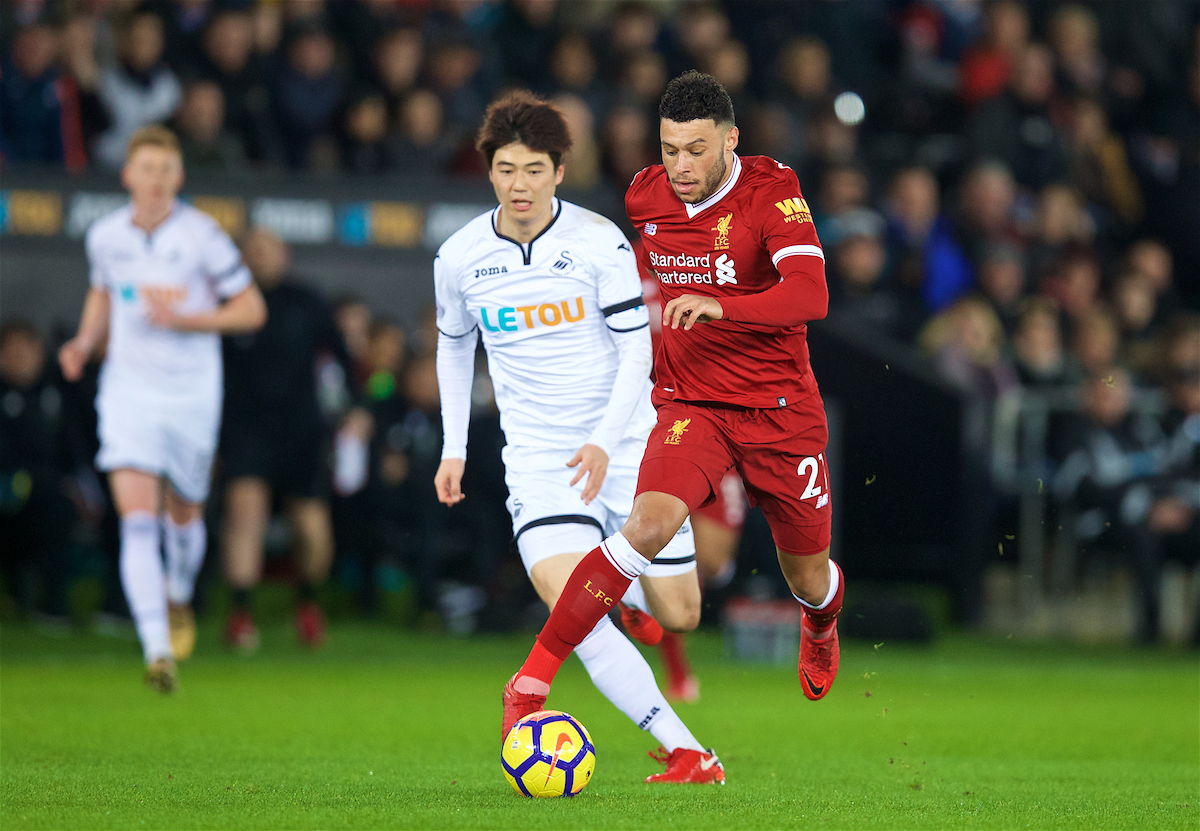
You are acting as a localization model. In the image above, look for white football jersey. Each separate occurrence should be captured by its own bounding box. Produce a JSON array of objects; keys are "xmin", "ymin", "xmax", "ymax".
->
[
  {"xmin": 435, "ymin": 198, "xmax": 655, "ymax": 452},
  {"xmin": 86, "ymin": 201, "xmax": 251, "ymax": 406}
]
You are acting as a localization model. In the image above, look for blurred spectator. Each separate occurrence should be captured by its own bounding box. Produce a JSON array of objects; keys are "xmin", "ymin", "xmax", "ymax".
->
[
  {"xmin": 772, "ymin": 35, "xmax": 834, "ymax": 137},
  {"xmin": 956, "ymin": 159, "xmax": 1018, "ymax": 265},
  {"xmin": 1047, "ymin": 4, "xmax": 1105, "ymax": 98},
  {"xmin": 59, "ymin": 13, "xmax": 109, "ymax": 165},
  {"xmin": 199, "ymin": 9, "xmax": 277, "ymax": 164},
  {"xmin": 0, "ymin": 320, "xmax": 70, "ymax": 619},
  {"xmin": 618, "ymin": 49, "xmax": 668, "ymax": 113},
  {"xmin": 172, "ymin": 80, "xmax": 245, "ymax": 171},
  {"xmin": 827, "ymin": 208, "xmax": 921, "ymax": 340},
  {"xmin": 884, "ymin": 166, "xmax": 973, "ymax": 314},
  {"xmin": 969, "ymin": 42, "xmax": 1069, "ymax": 190},
  {"xmin": 604, "ymin": 1, "xmax": 662, "ymax": 67},
  {"xmin": 495, "ymin": 0, "xmax": 561, "ymax": 88},
  {"xmin": 1052, "ymin": 368, "xmax": 1164, "ymax": 642},
  {"xmin": 94, "ymin": 11, "xmax": 182, "ymax": 169},
  {"xmin": 974, "ymin": 242, "xmax": 1027, "ymax": 334},
  {"xmin": 1112, "ymin": 270, "xmax": 1160, "ymax": 379},
  {"xmin": 371, "ymin": 27, "xmax": 423, "ymax": 112},
  {"xmin": 426, "ymin": 40, "xmax": 487, "ymax": 137},
  {"xmin": 147, "ymin": 0, "xmax": 212, "ymax": 78},
  {"xmin": 921, "ymin": 296, "xmax": 1018, "ymax": 399},
  {"xmin": 389, "ymin": 88, "xmax": 453, "ymax": 174},
  {"xmin": 675, "ymin": 3, "xmax": 730, "ymax": 69},
  {"xmin": 553, "ymin": 92, "xmax": 600, "ymax": 190},
  {"xmin": 1070, "ymin": 307, "xmax": 1120, "ymax": 377},
  {"xmin": 959, "ymin": 0, "xmax": 1030, "ymax": 108},
  {"xmin": 1042, "ymin": 248, "xmax": 1101, "ymax": 324},
  {"xmin": 548, "ymin": 32, "xmax": 605, "ymax": 117},
  {"xmin": 1124, "ymin": 238, "xmax": 1179, "ymax": 324},
  {"xmin": 1, "ymin": 23, "xmax": 86, "ymax": 169},
  {"xmin": 341, "ymin": 90, "xmax": 390, "ymax": 173},
  {"xmin": 883, "ymin": 2, "xmax": 959, "ymax": 136},
  {"xmin": 219, "ymin": 227, "xmax": 360, "ymax": 652},
  {"xmin": 273, "ymin": 27, "xmax": 343, "ymax": 170},
  {"xmin": 703, "ymin": 38, "xmax": 753, "ymax": 125},
  {"xmin": 600, "ymin": 102, "xmax": 653, "ymax": 188},
  {"xmin": 814, "ymin": 162, "xmax": 868, "ymax": 230},
  {"xmin": 1067, "ymin": 96, "xmax": 1142, "ymax": 230},
  {"xmin": 1026, "ymin": 183, "xmax": 1092, "ymax": 281},
  {"xmin": 328, "ymin": 0, "xmax": 408, "ymax": 84},
  {"xmin": 333, "ymin": 295, "xmax": 373, "ymax": 389},
  {"xmin": 1012, "ymin": 297, "xmax": 1077, "ymax": 388}
]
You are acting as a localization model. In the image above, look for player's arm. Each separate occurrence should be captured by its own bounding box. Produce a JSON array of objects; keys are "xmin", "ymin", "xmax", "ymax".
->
[
  {"xmin": 59, "ymin": 286, "xmax": 110, "ymax": 382},
  {"xmin": 150, "ymin": 284, "xmax": 267, "ymax": 333},
  {"xmin": 432, "ymin": 251, "xmax": 477, "ymax": 506}
]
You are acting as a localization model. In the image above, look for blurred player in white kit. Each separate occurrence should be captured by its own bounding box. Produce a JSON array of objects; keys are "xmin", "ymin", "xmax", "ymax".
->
[{"xmin": 58, "ymin": 126, "xmax": 266, "ymax": 692}]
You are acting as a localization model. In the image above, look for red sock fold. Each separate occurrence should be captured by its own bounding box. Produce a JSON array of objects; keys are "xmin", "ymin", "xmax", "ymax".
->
[
  {"xmin": 804, "ymin": 562, "xmax": 845, "ymax": 631},
  {"xmin": 518, "ymin": 543, "xmax": 635, "ymax": 686},
  {"xmin": 658, "ymin": 631, "xmax": 692, "ymax": 685}
]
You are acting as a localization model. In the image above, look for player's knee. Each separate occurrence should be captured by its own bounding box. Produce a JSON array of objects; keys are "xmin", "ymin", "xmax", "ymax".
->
[
  {"xmin": 659, "ymin": 601, "xmax": 700, "ymax": 633},
  {"xmin": 621, "ymin": 515, "xmax": 676, "ymax": 559}
]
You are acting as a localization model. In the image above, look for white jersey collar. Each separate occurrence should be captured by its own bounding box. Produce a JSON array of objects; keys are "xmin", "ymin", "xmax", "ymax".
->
[{"xmin": 683, "ymin": 154, "xmax": 742, "ymax": 219}]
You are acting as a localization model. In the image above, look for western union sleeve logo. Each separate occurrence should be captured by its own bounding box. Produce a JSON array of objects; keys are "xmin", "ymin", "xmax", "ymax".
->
[{"xmin": 774, "ymin": 197, "xmax": 812, "ymax": 224}]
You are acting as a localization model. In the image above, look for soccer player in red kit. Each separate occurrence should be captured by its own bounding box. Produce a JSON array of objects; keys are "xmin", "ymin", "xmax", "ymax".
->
[{"xmin": 503, "ymin": 71, "xmax": 843, "ymax": 776}]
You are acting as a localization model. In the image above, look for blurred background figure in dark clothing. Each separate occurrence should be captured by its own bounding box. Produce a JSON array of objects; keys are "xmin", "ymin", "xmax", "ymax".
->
[
  {"xmin": 219, "ymin": 227, "xmax": 363, "ymax": 653},
  {"xmin": 0, "ymin": 321, "xmax": 71, "ymax": 620}
]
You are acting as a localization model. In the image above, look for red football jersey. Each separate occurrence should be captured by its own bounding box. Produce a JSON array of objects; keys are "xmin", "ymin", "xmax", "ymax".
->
[{"xmin": 626, "ymin": 154, "xmax": 827, "ymax": 409}]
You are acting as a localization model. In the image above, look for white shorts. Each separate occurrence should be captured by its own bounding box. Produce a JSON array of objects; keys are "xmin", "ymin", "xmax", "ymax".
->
[
  {"xmin": 504, "ymin": 438, "xmax": 696, "ymax": 579},
  {"xmin": 95, "ymin": 384, "xmax": 220, "ymax": 504}
]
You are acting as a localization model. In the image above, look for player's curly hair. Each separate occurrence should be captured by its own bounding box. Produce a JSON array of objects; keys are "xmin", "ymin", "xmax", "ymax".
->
[
  {"xmin": 658, "ymin": 70, "xmax": 735, "ymax": 126},
  {"xmin": 476, "ymin": 91, "xmax": 572, "ymax": 169}
]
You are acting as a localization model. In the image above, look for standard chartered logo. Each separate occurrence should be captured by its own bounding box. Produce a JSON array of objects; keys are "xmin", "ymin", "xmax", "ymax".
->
[
  {"xmin": 481, "ymin": 297, "xmax": 585, "ymax": 332},
  {"xmin": 715, "ymin": 254, "xmax": 737, "ymax": 286}
]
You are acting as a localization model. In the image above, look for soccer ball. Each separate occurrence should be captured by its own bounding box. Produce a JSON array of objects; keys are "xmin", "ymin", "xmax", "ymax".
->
[{"xmin": 501, "ymin": 710, "xmax": 596, "ymax": 798}]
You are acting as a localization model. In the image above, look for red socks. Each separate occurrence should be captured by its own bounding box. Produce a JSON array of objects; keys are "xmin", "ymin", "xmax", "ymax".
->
[
  {"xmin": 518, "ymin": 543, "xmax": 635, "ymax": 686},
  {"xmin": 658, "ymin": 631, "xmax": 692, "ymax": 685}
]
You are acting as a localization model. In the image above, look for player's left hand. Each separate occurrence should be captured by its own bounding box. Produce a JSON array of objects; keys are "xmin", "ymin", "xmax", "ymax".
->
[
  {"xmin": 146, "ymin": 299, "xmax": 188, "ymax": 330},
  {"xmin": 663, "ymin": 294, "xmax": 724, "ymax": 330},
  {"xmin": 567, "ymin": 443, "xmax": 608, "ymax": 505}
]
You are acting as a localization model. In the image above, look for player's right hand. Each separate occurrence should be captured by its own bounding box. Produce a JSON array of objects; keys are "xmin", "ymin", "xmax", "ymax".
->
[
  {"xmin": 434, "ymin": 458, "xmax": 466, "ymax": 506},
  {"xmin": 57, "ymin": 339, "xmax": 90, "ymax": 382}
]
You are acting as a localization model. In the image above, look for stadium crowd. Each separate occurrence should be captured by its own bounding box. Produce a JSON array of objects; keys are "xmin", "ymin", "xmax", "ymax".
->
[{"xmin": 1, "ymin": 0, "xmax": 1198, "ymax": 642}]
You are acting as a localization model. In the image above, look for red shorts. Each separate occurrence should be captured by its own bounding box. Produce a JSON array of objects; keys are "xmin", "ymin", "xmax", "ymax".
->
[
  {"xmin": 693, "ymin": 470, "xmax": 747, "ymax": 531},
  {"xmin": 636, "ymin": 395, "xmax": 832, "ymax": 555}
]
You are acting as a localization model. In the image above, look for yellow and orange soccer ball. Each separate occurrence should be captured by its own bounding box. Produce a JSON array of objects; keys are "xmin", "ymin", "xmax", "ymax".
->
[{"xmin": 501, "ymin": 710, "xmax": 596, "ymax": 798}]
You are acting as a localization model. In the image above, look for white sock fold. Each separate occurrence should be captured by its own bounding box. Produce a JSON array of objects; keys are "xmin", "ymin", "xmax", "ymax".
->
[
  {"xmin": 119, "ymin": 512, "xmax": 171, "ymax": 663},
  {"xmin": 600, "ymin": 532, "xmax": 652, "ymax": 581},
  {"xmin": 574, "ymin": 615, "xmax": 702, "ymax": 753},
  {"xmin": 792, "ymin": 559, "xmax": 840, "ymax": 611},
  {"xmin": 164, "ymin": 516, "xmax": 207, "ymax": 605}
]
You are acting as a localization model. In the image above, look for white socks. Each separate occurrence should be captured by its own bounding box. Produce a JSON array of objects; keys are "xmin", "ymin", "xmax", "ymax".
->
[
  {"xmin": 600, "ymin": 532, "xmax": 652, "ymax": 580},
  {"xmin": 164, "ymin": 516, "xmax": 206, "ymax": 605},
  {"xmin": 119, "ymin": 512, "xmax": 171, "ymax": 663},
  {"xmin": 574, "ymin": 615, "xmax": 703, "ymax": 753}
]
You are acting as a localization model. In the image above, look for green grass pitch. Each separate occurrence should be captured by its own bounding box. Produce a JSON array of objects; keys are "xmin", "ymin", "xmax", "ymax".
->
[{"xmin": 1, "ymin": 622, "xmax": 1196, "ymax": 829}]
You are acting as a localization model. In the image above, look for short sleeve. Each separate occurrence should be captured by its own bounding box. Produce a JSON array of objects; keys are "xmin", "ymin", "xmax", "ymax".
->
[
  {"xmin": 758, "ymin": 164, "xmax": 825, "ymax": 273},
  {"xmin": 591, "ymin": 222, "xmax": 649, "ymax": 333},
  {"xmin": 85, "ymin": 227, "xmax": 110, "ymax": 290},
  {"xmin": 433, "ymin": 250, "xmax": 475, "ymax": 338},
  {"xmin": 200, "ymin": 218, "xmax": 252, "ymax": 299}
]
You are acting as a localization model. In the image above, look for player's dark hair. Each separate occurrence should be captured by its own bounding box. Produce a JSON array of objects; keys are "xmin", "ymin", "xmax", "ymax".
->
[
  {"xmin": 476, "ymin": 91, "xmax": 572, "ymax": 169},
  {"xmin": 658, "ymin": 70, "xmax": 735, "ymax": 127}
]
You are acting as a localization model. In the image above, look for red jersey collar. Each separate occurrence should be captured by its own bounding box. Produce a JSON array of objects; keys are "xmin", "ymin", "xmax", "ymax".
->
[{"xmin": 682, "ymin": 153, "xmax": 742, "ymax": 219}]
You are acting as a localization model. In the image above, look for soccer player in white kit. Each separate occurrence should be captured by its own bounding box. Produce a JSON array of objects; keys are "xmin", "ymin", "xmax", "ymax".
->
[
  {"xmin": 58, "ymin": 126, "xmax": 266, "ymax": 692},
  {"xmin": 433, "ymin": 93, "xmax": 723, "ymax": 783}
]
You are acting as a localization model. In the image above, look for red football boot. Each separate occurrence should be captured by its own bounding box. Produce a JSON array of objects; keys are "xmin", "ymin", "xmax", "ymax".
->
[
  {"xmin": 223, "ymin": 610, "xmax": 260, "ymax": 655},
  {"xmin": 501, "ymin": 674, "xmax": 548, "ymax": 743},
  {"xmin": 619, "ymin": 602, "xmax": 664, "ymax": 646},
  {"xmin": 798, "ymin": 613, "xmax": 840, "ymax": 701},
  {"xmin": 644, "ymin": 746, "xmax": 725, "ymax": 784},
  {"xmin": 294, "ymin": 601, "xmax": 327, "ymax": 649},
  {"xmin": 667, "ymin": 673, "xmax": 701, "ymax": 703}
]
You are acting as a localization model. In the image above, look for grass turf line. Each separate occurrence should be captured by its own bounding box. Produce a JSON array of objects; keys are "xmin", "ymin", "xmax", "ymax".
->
[{"xmin": 1, "ymin": 622, "xmax": 1196, "ymax": 830}]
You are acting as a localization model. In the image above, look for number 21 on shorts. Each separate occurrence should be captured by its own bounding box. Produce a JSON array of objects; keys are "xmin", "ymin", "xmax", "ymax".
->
[{"xmin": 797, "ymin": 453, "xmax": 830, "ymax": 509}]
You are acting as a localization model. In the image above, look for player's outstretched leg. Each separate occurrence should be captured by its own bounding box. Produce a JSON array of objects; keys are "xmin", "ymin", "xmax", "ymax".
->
[
  {"xmin": 574, "ymin": 615, "xmax": 717, "ymax": 782},
  {"xmin": 793, "ymin": 559, "xmax": 844, "ymax": 700},
  {"xmin": 658, "ymin": 632, "xmax": 700, "ymax": 702}
]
